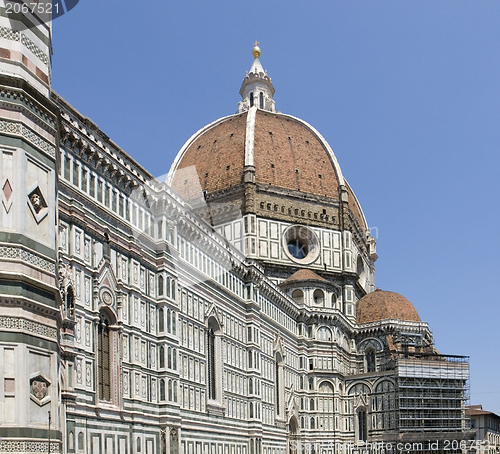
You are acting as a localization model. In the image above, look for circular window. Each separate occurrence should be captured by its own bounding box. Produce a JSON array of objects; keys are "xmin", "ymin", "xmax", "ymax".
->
[
  {"xmin": 287, "ymin": 238, "xmax": 309, "ymax": 259},
  {"xmin": 282, "ymin": 225, "xmax": 320, "ymax": 264}
]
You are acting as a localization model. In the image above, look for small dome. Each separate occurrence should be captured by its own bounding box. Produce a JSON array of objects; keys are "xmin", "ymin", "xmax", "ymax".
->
[
  {"xmin": 356, "ymin": 289, "xmax": 421, "ymax": 324},
  {"xmin": 281, "ymin": 269, "xmax": 328, "ymax": 284}
]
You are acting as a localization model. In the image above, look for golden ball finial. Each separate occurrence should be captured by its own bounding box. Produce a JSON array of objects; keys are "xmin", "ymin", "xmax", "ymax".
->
[{"xmin": 252, "ymin": 41, "xmax": 261, "ymax": 58}]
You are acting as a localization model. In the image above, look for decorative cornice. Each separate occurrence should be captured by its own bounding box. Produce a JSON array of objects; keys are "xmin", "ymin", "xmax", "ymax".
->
[
  {"xmin": 0, "ymin": 244, "xmax": 55, "ymax": 273},
  {"xmin": 0, "ymin": 26, "xmax": 50, "ymax": 66}
]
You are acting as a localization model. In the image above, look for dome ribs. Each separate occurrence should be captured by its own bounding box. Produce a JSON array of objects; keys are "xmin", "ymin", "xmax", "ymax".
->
[
  {"xmin": 253, "ymin": 111, "xmax": 339, "ymax": 198},
  {"xmin": 356, "ymin": 289, "xmax": 421, "ymax": 324},
  {"xmin": 171, "ymin": 113, "xmax": 247, "ymax": 199}
]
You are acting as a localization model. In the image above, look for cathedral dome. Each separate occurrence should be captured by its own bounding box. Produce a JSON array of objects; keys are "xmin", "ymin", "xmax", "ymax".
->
[
  {"xmin": 356, "ymin": 289, "xmax": 421, "ymax": 324},
  {"xmin": 167, "ymin": 46, "xmax": 368, "ymax": 231},
  {"xmin": 170, "ymin": 110, "xmax": 342, "ymax": 199}
]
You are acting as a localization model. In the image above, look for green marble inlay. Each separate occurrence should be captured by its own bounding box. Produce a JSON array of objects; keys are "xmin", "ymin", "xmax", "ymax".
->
[
  {"xmin": 0, "ymin": 427, "xmax": 62, "ymax": 440},
  {"xmin": 0, "ymin": 135, "xmax": 55, "ymax": 166},
  {"xmin": 0, "ymin": 232, "xmax": 56, "ymax": 259},
  {"xmin": 0, "ymin": 279, "xmax": 57, "ymax": 307}
]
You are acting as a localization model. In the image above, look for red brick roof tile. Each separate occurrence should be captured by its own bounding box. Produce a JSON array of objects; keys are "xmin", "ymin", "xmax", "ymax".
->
[
  {"xmin": 282, "ymin": 269, "xmax": 328, "ymax": 284},
  {"xmin": 356, "ymin": 289, "xmax": 421, "ymax": 324}
]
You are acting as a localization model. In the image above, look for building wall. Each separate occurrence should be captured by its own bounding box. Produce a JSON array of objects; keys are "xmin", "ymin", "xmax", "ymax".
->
[
  {"xmin": 0, "ymin": 8, "xmax": 471, "ymax": 454},
  {"xmin": 0, "ymin": 5, "xmax": 60, "ymax": 453}
]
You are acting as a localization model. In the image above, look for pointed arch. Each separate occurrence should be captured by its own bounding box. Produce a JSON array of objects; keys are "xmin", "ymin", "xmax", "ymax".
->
[
  {"xmin": 319, "ymin": 381, "xmax": 334, "ymax": 394},
  {"xmin": 274, "ymin": 345, "xmax": 285, "ymax": 419},
  {"xmin": 206, "ymin": 313, "xmax": 223, "ymax": 408},
  {"xmin": 98, "ymin": 311, "xmax": 111, "ymax": 401},
  {"xmin": 97, "ymin": 308, "xmax": 118, "ymax": 404},
  {"xmin": 288, "ymin": 415, "xmax": 299, "ymax": 454}
]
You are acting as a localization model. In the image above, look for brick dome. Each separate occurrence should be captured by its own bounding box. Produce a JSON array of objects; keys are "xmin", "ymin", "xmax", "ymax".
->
[
  {"xmin": 356, "ymin": 289, "xmax": 421, "ymax": 324},
  {"xmin": 167, "ymin": 108, "xmax": 367, "ymax": 229}
]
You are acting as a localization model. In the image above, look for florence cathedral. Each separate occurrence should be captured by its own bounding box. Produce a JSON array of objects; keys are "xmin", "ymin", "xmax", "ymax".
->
[{"xmin": 0, "ymin": 7, "xmax": 473, "ymax": 454}]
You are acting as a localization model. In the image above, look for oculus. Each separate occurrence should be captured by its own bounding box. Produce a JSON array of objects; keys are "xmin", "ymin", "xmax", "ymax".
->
[{"xmin": 282, "ymin": 225, "xmax": 320, "ymax": 265}]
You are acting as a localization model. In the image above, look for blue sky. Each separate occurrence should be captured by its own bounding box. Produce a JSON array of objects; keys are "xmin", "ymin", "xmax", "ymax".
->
[{"xmin": 53, "ymin": 1, "xmax": 500, "ymax": 414}]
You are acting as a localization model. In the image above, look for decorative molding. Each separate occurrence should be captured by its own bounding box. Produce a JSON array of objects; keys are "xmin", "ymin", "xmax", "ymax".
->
[
  {"xmin": 0, "ymin": 244, "xmax": 55, "ymax": 273},
  {"xmin": 20, "ymin": 34, "xmax": 49, "ymax": 66},
  {"xmin": 0, "ymin": 441, "xmax": 59, "ymax": 453},
  {"xmin": 0, "ymin": 26, "xmax": 49, "ymax": 66},
  {"xmin": 0, "ymin": 316, "xmax": 57, "ymax": 339},
  {"xmin": 0, "ymin": 89, "xmax": 56, "ymax": 129},
  {"xmin": 0, "ymin": 119, "xmax": 55, "ymax": 158}
]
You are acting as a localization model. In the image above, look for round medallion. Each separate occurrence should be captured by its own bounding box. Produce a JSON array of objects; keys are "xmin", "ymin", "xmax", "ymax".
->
[{"xmin": 102, "ymin": 290, "xmax": 112, "ymax": 305}]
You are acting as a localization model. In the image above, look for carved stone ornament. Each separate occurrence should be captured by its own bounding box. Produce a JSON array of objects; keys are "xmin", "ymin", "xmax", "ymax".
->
[
  {"xmin": 100, "ymin": 288, "xmax": 113, "ymax": 306},
  {"xmin": 30, "ymin": 373, "xmax": 51, "ymax": 406},
  {"xmin": 32, "ymin": 380, "xmax": 47, "ymax": 399},
  {"xmin": 58, "ymin": 260, "xmax": 73, "ymax": 294},
  {"xmin": 27, "ymin": 184, "xmax": 48, "ymax": 223}
]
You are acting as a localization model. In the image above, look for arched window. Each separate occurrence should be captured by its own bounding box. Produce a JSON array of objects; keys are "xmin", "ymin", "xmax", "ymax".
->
[
  {"xmin": 275, "ymin": 361, "xmax": 280, "ymax": 415},
  {"xmin": 172, "ymin": 312, "xmax": 176, "ymax": 335},
  {"xmin": 170, "ymin": 430, "xmax": 178, "ymax": 454},
  {"xmin": 68, "ymin": 431, "xmax": 74, "ymax": 451},
  {"xmin": 310, "ymin": 398, "xmax": 315, "ymax": 411},
  {"xmin": 259, "ymin": 92, "xmax": 264, "ymax": 109},
  {"xmin": 319, "ymin": 381, "xmax": 334, "ymax": 394},
  {"xmin": 206, "ymin": 317, "xmax": 222, "ymax": 404},
  {"xmin": 158, "ymin": 307, "xmax": 164, "ymax": 332},
  {"xmin": 166, "ymin": 309, "xmax": 171, "ymax": 333},
  {"xmin": 317, "ymin": 326, "xmax": 332, "ymax": 341},
  {"xmin": 309, "ymin": 377, "xmax": 314, "ymax": 390},
  {"xmin": 173, "ymin": 381, "xmax": 177, "ymax": 402},
  {"xmin": 207, "ymin": 326, "xmax": 216, "ymax": 399},
  {"xmin": 292, "ymin": 289, "xmax": 304, "ymax": 304},
  {"xmin": 166, "ymin": 278, "xmax": 171, "ymax": 298},
  {"xmin": 331, "ymin": 294, "xmax": 337, "ymax": 308},
  {"xmin": 249, "ymin": 402, "xmax": 254, "ymax": 418},
  {"xmin": 250, "ymin": 92, "xmax": 254, "ymax": 107},
  {"xmin": 288, "ymin": 417, "xmax": 299, "ymax": 454},
  {"xmin": 159, "ymin": 346, "xmax": 165, "ymax": 368},
  {"xmin": 357, "ymin": 410, "xmax": 367, "ymax": 441},
  {"xmin": 137, "ymin": 437, "xmax": 141, "ymax": 453},
  {"xmin": 98, "ymin": 312, "xmax": 111, "ymax": 401},
  {"xmin": 168, "ymin": 379, "xmax": 173, "ymax": 401},
  {"xmin": 78, "ymin": 432, "xmax": 84, "ymax": 451},
  {"xmin": 160, "ymin": 379, "xmax": 165, "ymax": 401},
  {"xmin": 172, "ymin": 349, "xmax": 177, "ymax": 370},
  {"xmin": 275, "ymin": 351, "xmax": 284, "ymax": 418},
  {"xmin": 248, "ymin": 350, "xmax": 253, "ymax": 368},
  {"xmin": 366, "ymin": 350, "xmax": 376, "ymax": 373},
  {"xmin": 167, "ymin": 347, "xmax": 172, "ymax": 369},
  {"xmin": 249, "ymin": 378, "xmax": 253, "ymax": 394},
  {"xmin": 310, "ymin": 417, "xmax": 315, "ymax": 429},
  {"xmin": 158, "ymin": 275, "xmax": 164, "ymax": 296},
  {"xmin": 313, "ymin": 289, "xmax": 324, "ymax": 305}
]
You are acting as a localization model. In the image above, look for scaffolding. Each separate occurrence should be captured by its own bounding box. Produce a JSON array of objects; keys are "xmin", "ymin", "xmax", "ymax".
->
[{"xmin": 396, "ymin": 354, "xmax": 471, "ymax": 433}]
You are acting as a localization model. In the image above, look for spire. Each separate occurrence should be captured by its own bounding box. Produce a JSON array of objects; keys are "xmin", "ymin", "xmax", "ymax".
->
[{"xmin": 238, "ymin": 43, "xmax": 276, "ymax": 113}]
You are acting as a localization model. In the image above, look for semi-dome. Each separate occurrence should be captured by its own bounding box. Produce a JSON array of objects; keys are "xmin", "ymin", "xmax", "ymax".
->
[
  {"xmin": 166, "ymin": 45, "xmax": 368, "ymax": 231},
  {"xmin": 356, "ymin": 289, "xmax": 421, "ymax": 324}
]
